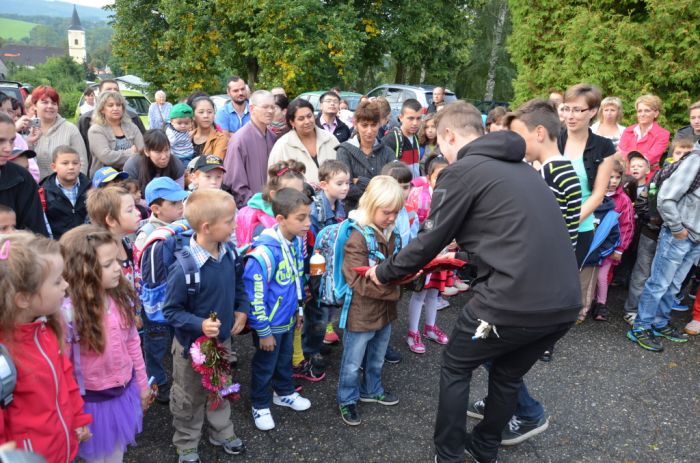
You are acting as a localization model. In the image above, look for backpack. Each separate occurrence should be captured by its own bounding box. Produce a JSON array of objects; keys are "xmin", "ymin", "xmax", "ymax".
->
[
  {"xmin": 648, "ymin": 152, "xmax": 700, "ymax": 227},
  {"xmin": 313, "ymin": 219, "xmax": 401, "ymax": 329},
  {"xmin": 405, "ymin": 177, "xmax": 432, "ymax": 224},
  {"xmin": 582, "ymin": 197, "xmax": 620, "ymax": 267},
  {"xmin": 235, "ymin": 206, "xmax": 277, "ymax": 246}
]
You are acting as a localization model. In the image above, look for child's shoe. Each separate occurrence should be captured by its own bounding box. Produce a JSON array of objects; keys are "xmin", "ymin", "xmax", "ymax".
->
[
  {"xmin": 208, "ymin": 435, "xmax": 246, "ymax": 455},
  {"xmin": 252, "ymin": 407, "xmax": 275, "ymax": 431},
  {"xmin": 323, "ymin": 324, "xmax": 341, "ymax": 344},
  {"xmin": 684, "ymin": 319, "xmax": 700, "ymax": 335},
  {"xmin": 177, "ymin": 449, "xmax": 200, "ymax": 463},
  {"xmin": 339, "ymin": 403, "xmax": 361, "ymax": 426},
  {"xmin": 593, "ymin": 304, "xmax": 608, "ymax": 321},
  {"xmin": 384, "ymin": 344, "xmax": 402, "ymax": 364},
  {"xmin": 442, "ymin": 286, "xmax": 459, "ymax": 297},
  {"xmin": 436, "ymin": 296, "xmax": 450, "ymax": 311},
  {"xmin": 627, "ymin": 328, "xmax": 663, "ymax": 352},
  {"xmin": 623, "ymin": 312, "xmax": 636, "ymax": 326},
  {"xmin": 406, "ymin": 330, "xmax": 426, "ymax": 354},
  {"xmin": 273, "ymin": 392, "xmax": 311, "ymax": 411},
  {"xmin": 453, "ymin": 279, "xmax": 470, "ymax": 292},
  {"xmin": 423, "ymin": 324, "xmax": 449, "ymax": 345},
  {"xmin": 292, "ymin": 359, "xmax": 326, "ymax": 382}
]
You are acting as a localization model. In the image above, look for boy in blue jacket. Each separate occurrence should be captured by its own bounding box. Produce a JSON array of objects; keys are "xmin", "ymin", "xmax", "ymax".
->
[
  {"xmin": 244, "ymin": 188, "xmax": 313, "ymax": 431},
  {"xmin": 162, "ymin": 189, "xmax": 249, "ymax": 463}
]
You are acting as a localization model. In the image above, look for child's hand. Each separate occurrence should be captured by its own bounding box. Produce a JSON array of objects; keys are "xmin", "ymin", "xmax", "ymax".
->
[
  {"xmin": 140, "ymin": 388, "xmax": 152, "ymax": 411},
  {"xmin": 135, "ymin": 315, "xmax": 143, "ymax": 330},
  {"xmin": 259, "ymin": 336, "xmax": 276, "ymax": 352},
  {"xmin": 611, "ymin": 252, "xmax": 622, "ymax": 262},
  {"xmin": 296, "ymin": 314, "xmax": 304, "ymax": 330},
  {"xmin": 202, "ymin": 317, "xmax": 221, "ymax": 338},
  {"xmin": 231, "ymin": 311, "xmax": 248, "ymax": 335},
  {"xmin": 75, "ymin": 426, "xmax": 92, "ymax": 442}
]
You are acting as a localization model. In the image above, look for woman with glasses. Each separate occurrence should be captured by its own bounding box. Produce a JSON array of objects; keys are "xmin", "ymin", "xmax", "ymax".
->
[{"xmin": 618, "ymin": 94, "xmax": 670, "ymax": 174}]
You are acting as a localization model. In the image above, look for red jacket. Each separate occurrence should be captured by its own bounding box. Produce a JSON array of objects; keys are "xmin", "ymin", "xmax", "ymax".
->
[
  {"xmin": 0, "ymin": 319, "xmax": 91, "ymax": 463},
  {"xmin": 618, "ymin": 122, "xmax": 670, "ymax": 171}
]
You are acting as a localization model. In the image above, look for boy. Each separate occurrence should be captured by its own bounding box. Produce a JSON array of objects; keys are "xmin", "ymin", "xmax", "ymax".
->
[
  {"xmin": 628, "ymin": 151, "xmax": 650, "ymax": 197},
  {"xmin": 167, "ymin": 103, "xmax": 195, "ymax": 163},
  {"xmin": 92, "ymin": 166, "xmax": 129, "ymax": 188},
  {"xmin": 381, "ymin": 99, "xmax": 422, "ymax": 178},
  {"xmin": 297, "ymin": 160, "xmax": 350, "ymax": 379},
  {"xmin": 244, "ymin": 188, "xmax": 312, "ymax": 431},
  {"xmin": 0, "ymin": 204, "xmax": 16, "ymax": 232},
  {"xmin": 40, "ymin": 145, "xmax": 92, "ymax": 240},
  {"xmin": 191, "ymin": 155, "xmax": 226, "ymax": 191},
  {"xmin": 134, "ymin": 177, "xmax": 188, "ymax": 255},
  {"xmin": 162, "ymin": 189, "xmax": 249, "ymax": 462}
]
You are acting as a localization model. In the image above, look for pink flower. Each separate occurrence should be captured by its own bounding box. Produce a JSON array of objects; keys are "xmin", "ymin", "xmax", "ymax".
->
[{"xmin": 189, "ymin": 343, "xmax": 206, "ymax": 366}]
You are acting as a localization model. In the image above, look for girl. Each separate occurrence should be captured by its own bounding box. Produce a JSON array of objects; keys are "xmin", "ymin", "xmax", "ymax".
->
[
  {"xmin": 60, "ymin": 225, "xmax": 150, "ymax": 463},
  {"xmin": 592, "ymin": 161, "xmax": 635, "ymax": 321},
  {"xmin": 337, "ymin": 175, "xmax": 404, "ymax": 426},
  {"xmin": 123, "ymin": 129, "xmax": 186, "ymax": 194},
  {"xmin": 404, "ymin": 156, "xmax": 451, "ymax": 353},
  {"xmin": 418, "ymin": 114, "xmax": 438, "ymax": 160},
  {"xmin": 236, "ymin": 160, "xmax": 306, "ymax": 246},
  {"xmin": 0, "ymin": 232, "xmax": 92, "ymax": 462}
]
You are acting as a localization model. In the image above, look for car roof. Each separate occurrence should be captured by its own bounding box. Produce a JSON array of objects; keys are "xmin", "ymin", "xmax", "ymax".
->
[
  {"xmin": 298, "ymin": 91, "xmax": 363, "ymax": 98},
  {"xmin": 371, "ymin": 84, "xmax": 455, "ymax": 94}
]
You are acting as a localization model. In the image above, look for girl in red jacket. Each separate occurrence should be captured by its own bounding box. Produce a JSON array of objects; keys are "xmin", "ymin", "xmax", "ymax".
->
[
  {"xmin": 60, "ymin": 225, "xmax": 151, "ymax": 463},
  {"xmin": 0, "ymin": 232, "xmax": 91, "ymax": 463}
]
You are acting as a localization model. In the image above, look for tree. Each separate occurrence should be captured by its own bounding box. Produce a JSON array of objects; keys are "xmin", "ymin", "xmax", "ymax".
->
[
  {"xmin": 508, "ymin": 0, "xmax": 700, "ymax": 129},
  {"xmin": 28, "ymin": 24, "xmax": 65, "ymax": 48}
]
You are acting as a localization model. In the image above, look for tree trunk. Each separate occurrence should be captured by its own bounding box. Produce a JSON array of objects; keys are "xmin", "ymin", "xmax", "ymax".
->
[
  {"xmin": 395, "ymin": 61, "xmax": 405, "ymax": 84},
  {"xmin": 246, "ymin": 57, "xmax": 259, "ymax": 90},
  {"xmin": 484, "ymin": 0, "xmax": 508, "ymax": 101}
]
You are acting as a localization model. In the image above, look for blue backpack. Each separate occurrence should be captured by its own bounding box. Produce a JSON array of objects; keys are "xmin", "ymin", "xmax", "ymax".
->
[
  {"xmin": 582, "ymin": 197, "xmax": 621, "ymax": 268},
  {"xmin": 313, "ymin": 219, "xmax": 401, "ymax": 329}
]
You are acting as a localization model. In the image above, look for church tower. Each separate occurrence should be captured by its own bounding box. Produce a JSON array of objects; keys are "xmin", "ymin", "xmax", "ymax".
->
[{"xmin": 68, "ymin": 5, "xmax": 86, "ymax": 65}]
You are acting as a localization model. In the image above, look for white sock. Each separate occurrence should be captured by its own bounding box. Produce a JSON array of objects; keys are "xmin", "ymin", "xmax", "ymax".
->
[
  {"xmin": 408, "ymin": 290, "xmax": 428, "ymax": 332},
  {"xmin": 424, "ymin": 289, "xmax": 439, "ymax": 327}
]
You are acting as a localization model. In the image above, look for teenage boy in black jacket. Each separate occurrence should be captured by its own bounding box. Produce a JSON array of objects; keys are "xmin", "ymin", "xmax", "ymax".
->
[{"xmin": 366, "ymin": 102, "xmax": 581, "ymax": 463}]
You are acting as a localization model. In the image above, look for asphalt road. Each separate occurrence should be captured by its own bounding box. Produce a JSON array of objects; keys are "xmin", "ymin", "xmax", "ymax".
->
[{"xmin": 123, "ymin": 287, "xmax": 699, "ymax": 463}]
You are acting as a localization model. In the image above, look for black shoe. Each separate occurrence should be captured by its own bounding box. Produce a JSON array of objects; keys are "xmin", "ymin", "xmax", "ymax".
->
[
  {"xmin": 539, "ymin": 350, "xmax": 553, "ymax": 362},
  {"xmin": 292, "ymin": 359, "xmax": 326, "ymax": 382},
  {"xmin": 155, "ymin": 383, "xmax": 170, "ymax": 404},
  {"xmin": 359, "ymin": 390, "xmax": 399, "ymax": 406},
  {"xmin": 464, "ymin": 439, "xmax": 498, "ymax": 463},
  {"xmin": 309, "ymin": 353, "xmax": 327, "ymax": 370},
  {"xmin": 653, "ymin": 325, "xmax": 689, "ymax": 343},
  {"xmin": 466, "ymin": 399, "xmax": 485, "ymax": 419},
  {"xmin": 339, "ymin": 403, "xmax": 361, "ymax": 425},
  {"xmin": 384, "ymin": 345, "xmax": 402, "ymax": 364},
  {"xmin": 627, "ymin": 328, "xmax": 663, "ymax": 352},
  {"xmin": 593, "ymin": 304, "xmax": 609, "ymax": 321},
  {"xmin": 501, "ymin": 415, "xmax": 549, "ymax": 446}
]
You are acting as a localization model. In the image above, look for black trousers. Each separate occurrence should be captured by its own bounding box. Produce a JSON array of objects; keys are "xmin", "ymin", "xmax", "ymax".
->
[{"xmin": 434, "ymin": 304, "xmax": 573, "ymax": 462}]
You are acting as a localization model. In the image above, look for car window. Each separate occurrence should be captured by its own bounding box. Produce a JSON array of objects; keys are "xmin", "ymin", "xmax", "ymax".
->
[
  {"xmin": 401, "ymin": 90, "xmax": 417, "ymax": 101},
  {"xmin": 308, "ymin": 95, "xmax": 320, "ymax": 111},
  {"xmin": 345, "ymin": 96, "xmax": 361, "ymax": 111},
  {"xmin": 386, "ymin": 88, "xmax": 402, "ymax": 104},
  {"xmin": 367, "ymin": 87, "xmax": 386, "ymax": 98},
  {"xmin": 125, "ymin": 96, "xmax": 150, "ymax": 115}
]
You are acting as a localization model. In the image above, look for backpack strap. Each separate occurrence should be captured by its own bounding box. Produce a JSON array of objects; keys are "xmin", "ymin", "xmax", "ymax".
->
[
  {"xmin": 247, "ymin": 246, "xmax": 276, "ymax": 284},
  {"xmin": 393, "ymin": 129, "xmax": 401, "ymax": 159},
  {"xmin": 312, "ymin": 194, "xmax": 326, "ymax": 225},
  {"xmin": 174, "ymin": 246, "xmax": 200, "ymax": 296}
]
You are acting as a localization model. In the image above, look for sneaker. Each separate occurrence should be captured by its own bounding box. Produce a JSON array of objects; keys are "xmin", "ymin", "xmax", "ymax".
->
[
  {"xmin": 384, "ymin": 344, "xmax": 402, "ymax": 364},
  {"xmin": 671, "ymin": 301, "xmax": 689, "ymax": 312},
  {"xmin": 442, "ymin": 286, "xmax": 459, "ymax": 297},
  {"xmin": 539, "ymin": 350, "xmax": 553, "ymax": 362},
  {"xmin": 323, "ymin": 326, "xmax": 340, "ymax": 344},
  {"xmin": 407, "ymin": 330, "xmax": 426, "ymax": 354},
  {"xmin": 208, "ymin": 436, "xmax": 246, "ymax": 455},
  {"xmin": 593, "ymin": 304, "xmax": 608, "ymax": 321},
  {"xmin": 466, "ymin": 399, "xmax": 485, "ymax": 419},
  {"xmin": 627, "ymin": 328, "xmax": 663, "ymax": 352},
  {"xmin": 292, "ymin": 359, "xmax": 326, "ymax": 382},
  {"xmin": 653, "ymin": 325, "xmax": 689, "ymax": 343},
  {"xmin": 252, "ymin": 407, "xmax": 275, "ymax": 431},
  {"xmin": 273, "ymin": 392, "xmax": 311, "ymax": 411},
  {"xmin": 177, "ymin": 449, "xmax": 200, "ymax": 463},
  {"xmin": 464, "ymin": 442, "xmax": 498, "ymax": 463},
  {"xmin": 359, "ymin": 390, "xmax": 399, "ymax": 405},
  {"xmin": 309, "ymin": 352, "xmax": 327, "ymax": 370},
  {"xmin": 501, "ymin": 415, "xmax": 549, "ymax": 446},
  {"xmin": 454, "ymin": 279, "xmax": 470, "ymax": 292},
  {"xmin": 423, "ymin": 324, "xmax": 449, "ymax": 344},
  {"xmin": 623, "ymin": 312, "xmax": 636, "ymax": 326},
  {"xmin": 339, "ymin": 403, "xmax": 361, "ymax": 426},
  {"xmin": 684, "ymin": 319, "xmax": 700, "ymax": 335},
  {"xmin": 436, "ymin": 296, "xmax": 450, "ymax": 311}
]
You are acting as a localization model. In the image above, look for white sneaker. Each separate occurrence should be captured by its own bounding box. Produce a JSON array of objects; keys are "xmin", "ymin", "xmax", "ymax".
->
[
  {"xmin": 453, "ymin": 279, "xmax": 470, "ymax": 292},
  {"xmin": 273, "ymin": 392, "xmax": 311, "ymax": 411},
  {"xmin": 684, "ymin": 319, "xmax": 700, "ymax": 335},
  {"xmin": 442, "ymin": 286, "xmax": 459, "ymax": 297},
  {"xmin": 436, "ymin": 296, "xmax": 450, "ymax": 311},
  {"xmin": 252, "ymin": 407, "xmax": 275, "ymax": 431}
]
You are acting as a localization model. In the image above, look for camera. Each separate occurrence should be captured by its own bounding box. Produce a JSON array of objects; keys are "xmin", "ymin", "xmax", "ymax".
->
[{"xmin": 30, "ymin": 117, "xmax": 40, "ymax": 129}]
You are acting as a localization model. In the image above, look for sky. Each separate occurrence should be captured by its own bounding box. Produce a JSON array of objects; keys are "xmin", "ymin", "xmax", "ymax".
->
[{"xmin": 55, "ymin": 0, "xmax": 114, "ymax": 7}]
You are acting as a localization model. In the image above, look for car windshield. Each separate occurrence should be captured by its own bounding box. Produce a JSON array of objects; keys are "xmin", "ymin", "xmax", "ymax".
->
[{"xmin": 125, "ymin": 96, "xmax": 150, "ymax": 115}]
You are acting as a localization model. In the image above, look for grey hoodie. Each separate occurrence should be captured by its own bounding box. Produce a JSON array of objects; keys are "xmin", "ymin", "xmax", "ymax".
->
[{"xmin": 658, "ymin": 151, "xmax": 700, "ymax": 242}]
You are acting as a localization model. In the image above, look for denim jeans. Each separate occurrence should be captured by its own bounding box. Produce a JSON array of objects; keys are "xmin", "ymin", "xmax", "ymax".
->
[
  {"xmin": 635, "ymin": 227, "xmax": 700, "ymax": 330},
  {"xmin": 250, "ymin": 330, "xmax": 295, "ymax": 409},
  {"xmin": 482, "ymin": 362, "xmax": 545, "ymax": 422},
  {"xmin": 143, "ymin": 317, "xmax": 173, "ymax": 388},
  {"xmin": 624, "ymin": 234, "xmax": 658, "ymax": 312},
  {"xmin": 337, "ymin": 324, "xmax": 391, "ymax": 406}
]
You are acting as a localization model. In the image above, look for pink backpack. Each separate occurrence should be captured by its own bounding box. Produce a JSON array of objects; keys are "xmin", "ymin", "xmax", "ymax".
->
[
  {"xmin": 406, "ymin": 176, "xmax": 432, "ymax": 224},
  {"xmin": 235, "ymin": 206, "xmax": 277, "ymax": 245}
]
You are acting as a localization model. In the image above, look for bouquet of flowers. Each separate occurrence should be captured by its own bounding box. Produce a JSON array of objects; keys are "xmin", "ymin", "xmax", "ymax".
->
[{"xmin": 189, "ymin": 312, "xmax": 241, "ymax": 410}]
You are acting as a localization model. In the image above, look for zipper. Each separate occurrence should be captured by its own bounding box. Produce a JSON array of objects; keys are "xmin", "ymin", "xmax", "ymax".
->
[
  {"xmin": 34, "ymin": 326, "xmax": 71, "ymax": 463},
  {"xmin": 268, "ymin": 296, "xmax": 282, "ymax": 322}
]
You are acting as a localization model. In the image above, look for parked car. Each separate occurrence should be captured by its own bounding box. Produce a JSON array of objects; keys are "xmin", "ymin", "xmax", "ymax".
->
[
  {"xmin": 0, "ymin": 80, "xmax": 29, "ymax": 104},
  {"xmin": 75, "ymin": 88, "xmax": 151, "ymax": 129},
  {"xmin": 210, "ymin": 94, "xmax": 230, "ymax": 114},
  {"xmin": 366, "ymin": 84, "xmax": 457, "ymax": 119},
  {"xmin": 296, "ymin": 91, "xmax": 363, "ymax": 115}
]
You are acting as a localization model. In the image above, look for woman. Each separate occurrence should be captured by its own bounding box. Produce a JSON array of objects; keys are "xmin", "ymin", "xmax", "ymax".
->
[
  {"xmin": 123, "ymin": 129, "xmax": 186, "ymax": 193},
  {"xmin": 267, "ymin": 98, "xmax": 339, "ymax": 185},
  {"xmin": 591, "ymin": 96, "xmax": 626, "ymax": 148},
  {"xmin": 270, "ymin": 93, "xmax": 290, "ymax": 138},
  {"xmin": 88, "ymin": 91, "xmax": 144, "ymax": 176},
  {"xmin": 672, "ymin": 100, "xmax": 700, "ymax": 145},
  {"xmin": 618, "ymin": 94, "xmax": 670, "ymax": 172},
  {"xmin": 336, "ymin": 101, "xmax": 395, "ymax": 211},
  {"xmin": 190, "ymin": 96, "xmax": 229, "ymax": 159},
  {"xmin": 148, "ymin": 90, "xmax": 172, "ymax": 130},
  {"xmin": 26, "ymin": 85, "xmax": 88, "ymax": 180},
  {"xmin": 557, "ymin": 83, "xmax": 616, "ymax": 323}
]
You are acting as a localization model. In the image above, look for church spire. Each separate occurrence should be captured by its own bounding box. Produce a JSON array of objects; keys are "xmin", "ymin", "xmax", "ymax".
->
[{"xmin": 68, "ymin": 5, "xmax": 84, "ymax": 31}]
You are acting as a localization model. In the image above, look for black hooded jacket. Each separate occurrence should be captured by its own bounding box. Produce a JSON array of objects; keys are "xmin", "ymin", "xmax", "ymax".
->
[
  {"xmin": 0, "ymin": 162, "xmax": 48, "ymax": 236},
  {"xmin": 376, "ymin": 131, "xmax": 582, "ymax": 327}
]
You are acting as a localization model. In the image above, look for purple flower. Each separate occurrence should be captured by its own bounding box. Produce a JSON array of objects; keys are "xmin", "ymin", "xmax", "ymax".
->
[{"xmin": 220, "ymin": 383, "xmax": 241, "ymax": 397}]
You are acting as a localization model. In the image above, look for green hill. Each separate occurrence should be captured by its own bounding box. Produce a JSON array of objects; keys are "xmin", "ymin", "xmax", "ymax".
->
[{"xmin": 0, "ymin": 17, "xmax": 37, "ymax": 41}]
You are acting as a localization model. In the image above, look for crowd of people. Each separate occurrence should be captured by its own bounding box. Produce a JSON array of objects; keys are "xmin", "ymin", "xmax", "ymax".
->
[{"xmin": 0, "ymin": 76, "xmax": 699, "ymax": 463}]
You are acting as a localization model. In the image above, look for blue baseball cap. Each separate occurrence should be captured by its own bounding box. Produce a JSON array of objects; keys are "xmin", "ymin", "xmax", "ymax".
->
[
  {"xmin": 92, "ymin": 167, "xmax": 129, "ymax": 188},
  {"xmin": 145, "ymin": 177, "xmax": 189, "ymax": 205}
]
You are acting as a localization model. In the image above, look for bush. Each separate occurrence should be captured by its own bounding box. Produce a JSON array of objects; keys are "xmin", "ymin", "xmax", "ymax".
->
[{"xmin": 59, "ymin": 91, "xmax": 82, "ymax": 123}]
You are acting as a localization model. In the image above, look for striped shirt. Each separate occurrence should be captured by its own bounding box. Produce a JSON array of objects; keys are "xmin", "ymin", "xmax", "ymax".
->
[{"xmin": 539, "ymin": 156, "xmax": 581, "ymax": 248}]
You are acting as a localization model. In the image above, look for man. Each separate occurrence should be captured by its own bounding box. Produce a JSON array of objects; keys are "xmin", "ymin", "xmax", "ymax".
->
[
  {"xmin": 366, "ymin": 102, "xmax": 581, "ymax": 463},
  {"xmin": 215, "ymin": 76, "xmax": 251, "ymax": 136},
  {"xmin": 224, "ymin": 90, "xmax": 277, "ymax": 208},
  {"xmin": 78, "ymin": 79, "xmax": 146, "ymax": 167},
  {"xmin": 271, "ymin": 87, "xmax": 287, "ymax": 97},
  {"xmin": 381, "ymin": 98, "xmax": 422, "ymax": 178},
  {"xmin": 428, "ymin": 87, "xmax": 446, "ymax": 113},
  {"xmin": 315, "ymin": 91, "xmax": 351, "ymax": 143},
  {"xmin": 0, "ymin": 113, "xmax": 48, "ymax": 235}
]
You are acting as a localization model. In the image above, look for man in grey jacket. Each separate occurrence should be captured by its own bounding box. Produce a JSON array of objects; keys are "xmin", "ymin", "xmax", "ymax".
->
[{"xmin": 629, "ymin": 148, "xmax": 700, "ymax": 352}]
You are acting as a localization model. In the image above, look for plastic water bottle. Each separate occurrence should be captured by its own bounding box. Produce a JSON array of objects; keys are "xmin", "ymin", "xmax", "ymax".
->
[
  {"xmin": 648, "ymin": 182, "xmax": 659, "ymax": 222},
  {"xmin": 309, "ymin": 250, "xmax": 326, "ymax": 276}
]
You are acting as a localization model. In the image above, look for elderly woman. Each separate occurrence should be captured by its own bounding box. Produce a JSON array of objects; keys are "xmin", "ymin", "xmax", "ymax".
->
[
  {"xmin": 190, "ymin": 96, "xmax": 229, "ymax": 159},
  {"xmin": 148, "ymin": 90, "xmax": 172, "ymax": 130},
  {"xmin": 267, "ymin": 98, "xmax": 339, "ymax": 185},
  {"xmin": 88, "ymin": 91, "xmax": 144, "ymax": 176},
  {"xmin": 618, "ymin": 94, "xmax": 670, "ymax": 172},
  {"xmin": 26, "ymin": 85, "xmax": 88, "ymax": 180},
  {"xmin": 591, "ymin": 96, "xmax": 626, "ymax": 149}
]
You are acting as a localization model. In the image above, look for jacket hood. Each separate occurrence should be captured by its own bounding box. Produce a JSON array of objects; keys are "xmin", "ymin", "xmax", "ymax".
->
[
  {"xmin": 457, "ymin": 131, "xmax": 526, "ymax": 163},
  {"xmin": 247, "ymin": 192, "xmax": 274, "ymax": 216},
  {"xmin": 252, "ymin": 228, "xmax": 283, "ymax": 249}
]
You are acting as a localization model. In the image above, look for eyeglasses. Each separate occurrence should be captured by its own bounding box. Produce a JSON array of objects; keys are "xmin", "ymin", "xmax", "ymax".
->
[
  {"xmin": 561, "ymin": 106, "xmax": 590, "ymax": 115},
  {"xmin": 322, "ymin": 99, "xmax": 339, "ymax": 105}
]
